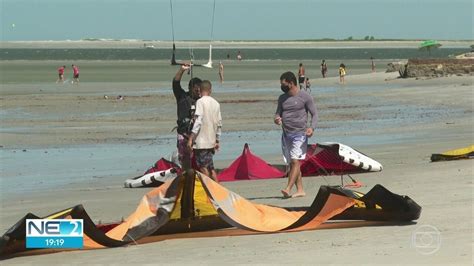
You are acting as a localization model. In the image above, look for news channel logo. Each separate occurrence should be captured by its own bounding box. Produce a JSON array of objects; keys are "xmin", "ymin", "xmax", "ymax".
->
[
  {"xmin": 26, "ymin": 219, "xmax": 83, "ymax": 249},
  {"xmin": 411, "ymin": 224, "xmax": 441, "ymax": 255}
]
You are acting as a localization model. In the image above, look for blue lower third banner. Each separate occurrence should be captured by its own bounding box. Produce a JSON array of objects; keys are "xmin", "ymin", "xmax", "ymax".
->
[{"xmin": 26, "ymin": 236, "xmax": 83, "ymax": 249}]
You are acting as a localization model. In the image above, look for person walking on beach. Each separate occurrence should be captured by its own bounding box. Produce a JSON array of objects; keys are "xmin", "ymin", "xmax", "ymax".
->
[
  {"xmin": 56, "ymin": 65, "xmax": 66, "ymax": 83},
  {"xmin": 218, "ymin": 61, "xmax": 224, "ymax": 84},
  {"xmin": 298, "ymin": 63, "xmax": 306, "ymax": 89},
  {"xmin": 72, "ymin": 64, "xmax": 80, "ymax": 84},
  {"xmin": 339, "ymin": 63, "xmax": 346, "ymax": 84},
  {"xmin": 237, "ymin": 50, "xmax": 242, "ymax": 61},
  {"xmin": 274, "ymin": 71, "xmax": 317, "ymax": 198},
  {"xmin": 370, "ymin": 57, "xmax": 376, "ymax": 72},
  {"xmin": 173, "ymin": 64, "xmax": 202, "ymax": 166},
  {"xmin": 321, "ymin": 60, "xmax": 328, "ymax": 78},
  {"xmin": 187, "ymin": 80, "xmax": 222, "ymax": 182}
]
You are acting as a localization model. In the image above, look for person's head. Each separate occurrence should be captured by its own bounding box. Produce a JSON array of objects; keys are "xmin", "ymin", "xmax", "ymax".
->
[
  {"xmin": 322, "ymin": 59, "xmax": 325, "ymax": 63},
  {"xmin": 188, "ymin": 77, "xmax": 202, "ymax": 99},
  {"xmin": 340, "ymin": 63, "xmax": 345, "ymax": 68},
  {"xmin": 200, "ymin": 80, "xmax": 212, "ymax": 96},
  {"xmin": 279, "ymin": 71, "xmax": 297, "ymax": 93},
  {"xmin": 63, "ymin": 65, "xmax": 66, "ymax": 68},
  {"xmin": 71, "ymin": 64, "xmax": 75, "ymax": 68},
  {"xmin": 299, "ymin": 63, "xmax": 303, "ymax": 67}
]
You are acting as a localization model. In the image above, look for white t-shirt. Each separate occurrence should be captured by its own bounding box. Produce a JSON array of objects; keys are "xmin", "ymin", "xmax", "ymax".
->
[{"xmin": 191, "ymin": 95, "xmax": 222, "ymax": 149}]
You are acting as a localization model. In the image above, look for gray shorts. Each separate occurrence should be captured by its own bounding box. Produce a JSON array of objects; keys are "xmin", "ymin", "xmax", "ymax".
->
[{"xmin": 281, "ymin": 131, "xmax": 307, "ymax": 163}]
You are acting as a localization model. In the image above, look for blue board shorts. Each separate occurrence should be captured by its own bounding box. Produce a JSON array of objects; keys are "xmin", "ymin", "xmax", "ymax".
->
[{"xmin": 281, "ymin": 131, "xmax": 307, "ymax": 163}]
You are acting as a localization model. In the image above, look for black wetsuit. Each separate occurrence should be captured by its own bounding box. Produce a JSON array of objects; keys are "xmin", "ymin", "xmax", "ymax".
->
[{"xmin": 172, "ymin": 79, "xmax": 196, "ymax": 134}]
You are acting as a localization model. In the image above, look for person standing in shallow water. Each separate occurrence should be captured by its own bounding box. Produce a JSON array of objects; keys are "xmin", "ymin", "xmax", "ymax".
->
[
  {"xmin": 274, "ymin": 71, "xmax": 318, "ymax": 198},
  {"xmin": 71, "ymin": 64, "xmax": 80, "ymax": 84},
  {"xmin": 339, "ymin": 63, "xmax": 346, "ymax": 84},
  {"xmin": 321, "ymin": 60, "xmax": 328, "ymax": 78},
  {"xmin": 298, "ymin": 63, "xmax": 306, "ymax": 89},
  {"xmin": 218, "ymin": 61, "xmax": 224, "ymax": 84},
  {"xmin": 56, "ymin": 65, "xmax": 66, "ymax": 83}
]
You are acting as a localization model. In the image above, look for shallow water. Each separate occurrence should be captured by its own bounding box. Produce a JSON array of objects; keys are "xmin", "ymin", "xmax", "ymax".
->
[{"xmin": 0, "ymin": 125, "xmax": 429, "ymax": 199}]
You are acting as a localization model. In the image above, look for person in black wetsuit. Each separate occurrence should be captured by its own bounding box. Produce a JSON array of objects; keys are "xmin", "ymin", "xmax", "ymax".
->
[{"xmin": 172, "ymin": 64, "xmax": 202, "ymax": 166}]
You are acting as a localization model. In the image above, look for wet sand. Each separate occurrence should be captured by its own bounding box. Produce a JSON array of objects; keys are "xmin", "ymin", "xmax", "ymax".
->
[{"xmin": 0, "ymin": 59, "xmax": 473, "ymax": 264}]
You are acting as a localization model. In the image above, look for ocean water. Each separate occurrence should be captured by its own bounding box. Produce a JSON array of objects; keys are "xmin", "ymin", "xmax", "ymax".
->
[{"xmin": 0, "ymin": 48, "xmax": 469, "ymax": 61}]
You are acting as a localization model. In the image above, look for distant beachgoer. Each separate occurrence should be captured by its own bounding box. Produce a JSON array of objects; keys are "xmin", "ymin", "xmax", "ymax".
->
[
  {"xmin": 339, "ymin": 63, "xmax": 346, "ymax": 84},
  {"xmin": 72, "ymin": 64, "xmax": 80, "ymax": 84},
  {"xmin": 321, "ymin": 60, "xmax": 328, "ymax": 78},
  {"xmin": 56, "ymin": 65, "xmax": 66, "ymax": 83},
  {"xmin": 218, "ymin": 61, "xmax": 224, "ymax": 84},
  {"xmin": 370, "ymin": 57, "xmax": 376, "ymax": 72},
  {"xmin": 226, "ymin": 53, "xmax": 230, "ymax": 59},
  {"xmin": 275, "ymin": 71, "xmax": 317, "ymax": 199},
  {"xmin": 237, "ymin": 51, "xmax": 242, "ymax": 61},
  {"xmin": 187, "ymin": 80, "xmax": 222, "ymax": 182},
  {"xmin": 298, "ymin": 63, "xmax": 306, "ymax": 89},
  {"xmin": 304, "ymin": 77, "xmax": 311, "ymax": 93}
]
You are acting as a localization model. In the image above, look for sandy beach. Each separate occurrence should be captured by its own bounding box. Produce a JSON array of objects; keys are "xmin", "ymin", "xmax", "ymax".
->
[{"xmin": 0, "ymin": 55, "xmax": 473, "ymax": 264}]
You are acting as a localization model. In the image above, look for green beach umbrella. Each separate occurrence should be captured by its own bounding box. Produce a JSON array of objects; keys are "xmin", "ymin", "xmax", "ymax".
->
[{"xmin": 419, "ymin": 40, "xmax": 442, "ymax": 55}]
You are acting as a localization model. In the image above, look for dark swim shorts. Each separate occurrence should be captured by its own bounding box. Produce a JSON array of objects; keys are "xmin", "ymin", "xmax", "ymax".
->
[{"xmin": 194, "ymin": 149, "xmax": 215, "ymax": 169}]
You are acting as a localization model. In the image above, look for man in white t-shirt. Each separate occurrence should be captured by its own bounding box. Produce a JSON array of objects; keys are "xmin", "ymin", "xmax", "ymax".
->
[{"xmin": 187, "ymin": 80, "xmax": 222, "ymax": 182}]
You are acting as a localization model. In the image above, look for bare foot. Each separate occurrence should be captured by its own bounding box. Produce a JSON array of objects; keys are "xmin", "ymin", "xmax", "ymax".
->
[
  {"xmin": 281, "ymin": 189, "xmax": 291, "ymax": 199},
  {"xmin": 292, "ymin": 192, "xmax": 306, "ymax": 198}
]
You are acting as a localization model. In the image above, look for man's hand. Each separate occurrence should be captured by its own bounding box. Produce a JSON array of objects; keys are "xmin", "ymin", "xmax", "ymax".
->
[
  {"xmin": 274, "ymin": 116, "xmax": 282, "ymax": 125},
  {"xmin": 214, "ymin": 142, "xmax": 220, "ymax": 152},
  {"xmin": 181, "ymin": 64, "xmax": 191, "ymax": 71},
  {"xmin": 305, "ymin": 128, "xmax": 314, "ymax": 137}
]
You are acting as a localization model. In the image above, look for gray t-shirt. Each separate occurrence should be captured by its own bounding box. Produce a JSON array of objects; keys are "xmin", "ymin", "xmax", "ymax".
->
[{"xmin": 275, "ymin": 90, "xmax": 318, "ymax": 133}]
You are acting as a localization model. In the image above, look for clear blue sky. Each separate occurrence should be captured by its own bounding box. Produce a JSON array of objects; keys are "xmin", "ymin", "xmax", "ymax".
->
[{"xmin": 1, "ymin": 0, "xmax": 472, "ymax": 41}]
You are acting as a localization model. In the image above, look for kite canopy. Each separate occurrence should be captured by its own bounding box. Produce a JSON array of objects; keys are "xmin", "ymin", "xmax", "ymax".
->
[
  {"xmin": 301, "ymin": 142, "xmax": 383, "ymax": 177},
  {"xmin": 124, "ymin": 158, "xmax": 181, "ymax": 188},
  {"xmin": 217, "ymin": 143, "xmax": 286, "ymax": 181},
  {"xmin": 0, "ymin": 172, "xmax": 421, "ymax": 258},
  {"xmin": 431, "ymin": 145, "xmax": 474, "ymax": 162}
]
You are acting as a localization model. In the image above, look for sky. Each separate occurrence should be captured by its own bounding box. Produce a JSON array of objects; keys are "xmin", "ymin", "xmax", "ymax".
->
[{"xmin": 1, "ymin": 0, "xmax": 473, "ymax": 41}]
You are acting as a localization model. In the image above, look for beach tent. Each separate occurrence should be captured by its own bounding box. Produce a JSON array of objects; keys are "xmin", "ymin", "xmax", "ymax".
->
[
  {"xmin": 430, "ymin": 145, "xmax": 474, "ymax": 162},
  {"xmin": 218, "ymin": 143, "xmax": 286, "ymax": 181},
  {"xmin": 1, "ymin": 172, "xmax": 421, "ymax": 258},
  {"xmin": 419, "ymin": 40, "xmax": 442, "ymax": 55},
  {"xmin": 301, "ymin": 142, "xmax": 383, "ymax": 177}
]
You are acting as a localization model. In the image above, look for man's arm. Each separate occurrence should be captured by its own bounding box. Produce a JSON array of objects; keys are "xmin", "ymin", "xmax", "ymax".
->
[
  {"xmin": 215, "ymin": 104, "xmax": 222, "ymax": 151},
  {"xmin": 172, "ymin": 65, "xmax": 190, "ymax": 98},
  {"xmin": 187, "ymin": 100, "xmax": 203, "ymax": 151},
  {"xmin": 305, "ymin": 95, "xmax": 318, "ymax": 136},
  {"xmin": 274, "ymin": 95, "xmax": 283, "ymax": 125}
]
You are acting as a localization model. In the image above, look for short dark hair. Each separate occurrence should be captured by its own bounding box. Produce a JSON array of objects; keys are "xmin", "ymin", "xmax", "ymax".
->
[
  {"xmin": 280, "ymin": 71, "xmax": 297, "ymax": 85},
  {"xmin": 188, "ymin": 77, "xmax": 202, "ymax": 90}
]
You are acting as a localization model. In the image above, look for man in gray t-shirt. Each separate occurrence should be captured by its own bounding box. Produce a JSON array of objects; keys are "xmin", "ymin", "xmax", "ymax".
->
[{"xmin": 274, "ymin": 71, "xmax": 318, "ymax": 198}]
